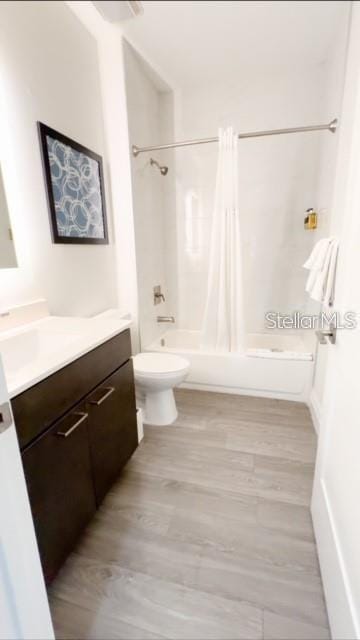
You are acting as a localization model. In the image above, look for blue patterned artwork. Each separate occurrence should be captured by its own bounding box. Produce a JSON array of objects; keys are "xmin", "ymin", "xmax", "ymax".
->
[{"xmin": 38, "ymin": 123, "xmax": 108, "ymax": 244}]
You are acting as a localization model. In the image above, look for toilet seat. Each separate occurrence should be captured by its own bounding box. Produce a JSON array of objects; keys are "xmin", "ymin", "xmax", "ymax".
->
[{"xmin": 133, "ymin": 352, "xmax": 189, "ymax": 376}]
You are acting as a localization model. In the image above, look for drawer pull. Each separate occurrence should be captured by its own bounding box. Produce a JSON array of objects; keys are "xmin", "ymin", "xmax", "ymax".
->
[
  {"xmin": 89, "ymin": 387, "xmax": 115, "ymax": 406},
  {"xmin": 56, "ymin": 412, "xmax": 88, "ymax": 438}
]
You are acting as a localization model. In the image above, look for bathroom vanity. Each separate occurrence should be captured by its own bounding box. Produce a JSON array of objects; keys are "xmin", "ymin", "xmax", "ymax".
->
[{"xmin": 0, "ymin": 309, "xmax": 138, "ymax": 583}]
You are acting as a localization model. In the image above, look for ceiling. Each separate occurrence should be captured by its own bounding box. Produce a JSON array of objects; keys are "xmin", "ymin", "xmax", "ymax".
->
[{"xmin": 121, "ymin": 1, "xmax": 349, "ymax": 89}]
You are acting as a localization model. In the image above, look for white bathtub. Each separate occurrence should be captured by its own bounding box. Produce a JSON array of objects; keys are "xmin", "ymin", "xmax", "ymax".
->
[{"xmin": 147, "ymin": 330, "xmax": 315, "ymax": 402}]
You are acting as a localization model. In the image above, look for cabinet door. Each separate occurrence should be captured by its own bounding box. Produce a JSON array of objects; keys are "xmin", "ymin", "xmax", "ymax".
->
[
  {"xmin": 22, "ymin": 404, "xmax": 96, "ymax": 583},
  {"xmin": 87, "ymin": 360, "xmax": 138, "ymax": 505}
]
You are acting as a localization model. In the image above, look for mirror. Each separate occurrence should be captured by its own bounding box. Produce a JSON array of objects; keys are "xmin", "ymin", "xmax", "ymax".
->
[{"xmin": 0, "ymin": 164, "xmax": 17, "ymax": 268}]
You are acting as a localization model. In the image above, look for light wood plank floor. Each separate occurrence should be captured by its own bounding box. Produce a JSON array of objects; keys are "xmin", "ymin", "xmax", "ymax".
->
[{"xmin": 49, "ymin": 389, "xmax": 330, "ymax": 640}]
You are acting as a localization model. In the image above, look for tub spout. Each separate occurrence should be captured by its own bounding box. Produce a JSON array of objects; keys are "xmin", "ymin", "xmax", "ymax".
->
[{"xmin": 157, "ymin": 316, "xmax": 175, "ymax": 323}]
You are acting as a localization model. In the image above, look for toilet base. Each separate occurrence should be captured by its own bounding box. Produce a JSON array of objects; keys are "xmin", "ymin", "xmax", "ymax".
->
[{"xmin": 144, "ymin": 389, "xmax": 178, "ymax": 426}]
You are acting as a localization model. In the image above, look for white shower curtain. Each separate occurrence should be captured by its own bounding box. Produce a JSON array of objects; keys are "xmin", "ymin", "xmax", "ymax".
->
[{"xmin": 201, "ymin": 127, "xmax": 245, "ymax": 352}]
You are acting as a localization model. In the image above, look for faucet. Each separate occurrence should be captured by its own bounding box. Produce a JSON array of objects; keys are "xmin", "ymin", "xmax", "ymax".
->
[
  {"xmin": 153, "ymin": 285, "xmax": 165, "ymax": 305},
  {"xmin": 157, "ymin": 316, "xmax": 175, "ymax": 323}
]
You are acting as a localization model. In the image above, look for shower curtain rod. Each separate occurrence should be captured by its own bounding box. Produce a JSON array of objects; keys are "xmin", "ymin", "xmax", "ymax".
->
[{"xmin": 132, "ymin": 118, "xmax": 338, "ymax": 156}]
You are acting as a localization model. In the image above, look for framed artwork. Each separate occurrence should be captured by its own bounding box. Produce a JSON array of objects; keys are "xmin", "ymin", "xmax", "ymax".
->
[{"xmin": 38, "ymin": 122, "xmax": 108, "ymax": 244}]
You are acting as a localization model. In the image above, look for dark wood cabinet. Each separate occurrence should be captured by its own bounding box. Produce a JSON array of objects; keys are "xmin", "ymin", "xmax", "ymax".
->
[
  {"xmin": 22, "ymin": 403, "xmax": 96, "ymax": 583},
  {"xmin": 87, "ymin": 361, "xmax": 138, "ymax": 505},
  {"xmin": 12, "ymin": 331, "xmax": 132, "ymax": 450},
  {"xmin": 13, "ymin": 329, "xmax": 138, "ymax": 583}
]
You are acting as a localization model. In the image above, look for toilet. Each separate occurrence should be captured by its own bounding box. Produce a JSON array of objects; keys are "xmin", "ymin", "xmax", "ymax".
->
[{"xmin": 133, "ymin": 352, "xmax": 190, "ymax": 426}]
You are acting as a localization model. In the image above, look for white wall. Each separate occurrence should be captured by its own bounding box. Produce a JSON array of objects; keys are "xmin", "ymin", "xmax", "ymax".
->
[
  {"xmin": 123, "ymin": 42, "xmax": 177, "ymax": 348},
  {"xmin": 0, "ymin": 360, "xmax": 54, "ymax": 639},
  {"xmin": 0, "ymin": 1, "xmax": 117, "ymax": 316},
  {"xmin": 160, "ymin": 91, "xmax": 178, "ymax": 331},
  {"xmin": 173, "ymin": 67, "xmax": 335, "ymax": 333},
  {"xmin": 311, "ymin": 5, "xmax": 360, "ymax": 635}
]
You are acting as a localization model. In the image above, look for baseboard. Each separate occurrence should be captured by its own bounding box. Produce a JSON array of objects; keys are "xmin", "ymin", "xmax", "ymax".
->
[
  {"xmin": 312, "ymin": 478, "xmax": 359, "ymax": 639},
  {"xmin": 180, "ymin": 381, "xmax": 306, "ymax": 402},
  {"xmin": 308, "ymin": 388, "xmax": 322, "ymax": 435}
]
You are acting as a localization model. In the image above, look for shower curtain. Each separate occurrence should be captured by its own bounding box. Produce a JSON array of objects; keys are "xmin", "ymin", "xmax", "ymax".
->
[{"xmin": 201, "ymin": 127, "xmax": 245, "ymax": 352}]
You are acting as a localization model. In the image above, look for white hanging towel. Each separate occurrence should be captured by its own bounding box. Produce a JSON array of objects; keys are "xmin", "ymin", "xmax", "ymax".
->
[
  {"xmin": 304, "ymin": 238, "xmax": 332, "ymax": 294},
  {"xmin": 201, "ymin": 127, "xmax": 245, "ymax": 352},
  {"xmin": 303, "ymin": 238, "xmax": 339, "ymax": 306}
]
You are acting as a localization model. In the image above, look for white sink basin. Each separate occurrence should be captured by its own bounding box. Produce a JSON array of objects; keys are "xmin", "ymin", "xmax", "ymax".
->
[
  {"xmin": 0, "ymin": 311, "xmax": 132, "ymax": 397},
  {"xmin": 0, "ymin": 328, "xmax": 79, "ymax": 375}
]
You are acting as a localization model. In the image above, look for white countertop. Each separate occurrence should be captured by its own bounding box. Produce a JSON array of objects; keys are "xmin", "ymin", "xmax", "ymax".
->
[{"xmin": 0, "ymin": 310, "xmax": 132, "ymax": 398}]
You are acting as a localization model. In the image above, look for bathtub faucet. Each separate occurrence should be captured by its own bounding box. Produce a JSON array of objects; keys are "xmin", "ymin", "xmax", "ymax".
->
[{"xmin": 157, "ymin": 316, "xmax": 175, "ymax": 323}]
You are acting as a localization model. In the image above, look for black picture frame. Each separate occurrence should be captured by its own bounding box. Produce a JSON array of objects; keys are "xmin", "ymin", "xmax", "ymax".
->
[{"xmin": 38, "ymin": 122, "xmax": 109, "ymax": 245}]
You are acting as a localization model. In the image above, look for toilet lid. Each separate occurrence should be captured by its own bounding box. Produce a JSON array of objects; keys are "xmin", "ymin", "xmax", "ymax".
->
[{"xmin": 133, "ymin": 352, "xmax": 189, "ymax": 374}]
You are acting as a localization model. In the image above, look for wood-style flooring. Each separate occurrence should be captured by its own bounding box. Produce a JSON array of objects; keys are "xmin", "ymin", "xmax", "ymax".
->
[{"xmin": 49, "ymin": 389, "xmax": 330, "ymax": 640}]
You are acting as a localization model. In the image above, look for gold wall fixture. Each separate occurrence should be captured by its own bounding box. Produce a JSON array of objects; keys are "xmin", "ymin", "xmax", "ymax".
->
[{"xmin": 304, "ymin": 208, "xmax": 318, "ymax": 230}]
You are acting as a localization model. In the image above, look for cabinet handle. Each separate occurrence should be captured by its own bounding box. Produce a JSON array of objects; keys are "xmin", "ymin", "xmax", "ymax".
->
[
  {"xmin": 89, "ymin": 387, "xmax": 115, "ymax": 406},
  {"xmin": 56, "ymin": 412, "xmax": 88, "ymax": 438}
]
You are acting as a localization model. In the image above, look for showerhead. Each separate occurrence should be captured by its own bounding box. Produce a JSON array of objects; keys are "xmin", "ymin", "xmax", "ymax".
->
[{"xmin": 150, "ymin": 157, "xmax": 168, "ymax": 176}]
